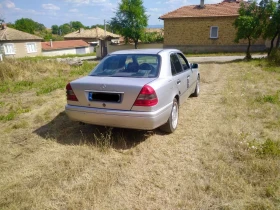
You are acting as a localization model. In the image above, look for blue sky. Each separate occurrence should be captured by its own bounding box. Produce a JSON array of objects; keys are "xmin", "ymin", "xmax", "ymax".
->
[{"xmin": 0, "ymin": 0, "xmax": 221, "ymax": 28}]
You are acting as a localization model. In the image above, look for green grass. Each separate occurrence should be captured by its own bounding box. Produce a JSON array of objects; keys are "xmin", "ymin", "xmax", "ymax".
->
[
  {"xmin": 256, "ymin": 91, "xmax": 280, "ymax": 105},
  {"xmin": 19, "ymin": 52, "xmax": 96, "ymax": 61},
  {"xmin": 0, "ymin": 108, "xmax": 30, "ymax": 122},
  {"xmin": 0, "ymin": 60, "xmax": 97, "ymax": 95},
  {"xmin": 35, "ymin": 77, "xmax": 68, "ymax": 95},
  {"xmin": 250, "ymin": 139, "xmax": 280, "ymax": 157},
  {"xmin": 0, "ymin": 101, "xmax": 4, "ymax": 108},
  {"xmin": 70, "ymin": 61, "xmax": 97, "ymax": 76}
]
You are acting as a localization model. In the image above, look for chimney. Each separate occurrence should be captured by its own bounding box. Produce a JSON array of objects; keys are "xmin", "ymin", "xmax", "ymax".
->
[
  {"xmin": 79, "ymin": 28, "xmax": 84, "ymax": 33},
  {"xmin": 50, "ymin": 39, "xmax": 53, "ymax": 48},
  {"xmin": 200, "ymin": 0, "xmax": 205, "ymax": 8}
]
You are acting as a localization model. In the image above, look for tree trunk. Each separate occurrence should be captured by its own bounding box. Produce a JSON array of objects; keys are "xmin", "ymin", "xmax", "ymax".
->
[
  {"xmin": 134, "ymin": 40, "xmax": 138, "ymax": 49},
  {"xmin": 246, "ymin": 38, "xmax": 252, "ymax": 59},
  {"xmin": 268, "ymin": 32, "xmax": 277, "ymax": 56},
  {"xmin": 276, "ymin": 33, "xmax": 280, "ymax": 49}
]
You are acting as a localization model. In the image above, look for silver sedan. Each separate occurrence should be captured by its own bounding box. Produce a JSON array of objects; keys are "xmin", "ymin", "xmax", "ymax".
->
[{"xmin": 65, "ymin": 49, "xmax": 200, "ymax": 133}]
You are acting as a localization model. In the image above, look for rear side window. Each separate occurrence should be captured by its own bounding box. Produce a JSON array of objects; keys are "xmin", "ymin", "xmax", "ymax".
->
[
  {"xmin": 170, "ymin": 54, "xmax": 183, "ymax": 75},
  {"xmin": 89, "ymin": 54, "xmax": 160, "ymax": 78}
]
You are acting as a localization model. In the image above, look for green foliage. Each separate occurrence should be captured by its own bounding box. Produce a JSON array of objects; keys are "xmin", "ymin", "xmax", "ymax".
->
[
  {"xmin": 14, "ymin": 18, "xmax": 45, "ymax": 34},
  {"xmin": 91, "ymin": 24, "xmax": 112, "ymax": 32},
  {"xmin": 70, "ymin": 21, "xmax": 84, "ymax": 31},
  {"xmin": 260, "ymin": 0, "xmax": 280, "ymax": 55},
  {"xmin": 59, "ymin": 23, "xmax": 72, "ymax": 35},
  {"xmin": 6, "ymin": 22, "xmax": 15, "ymax": 28},
  {"xmin": 268, "ymin": 49, "xmax": 280, "ymax": 66},
  {"xmin": 109, "ymin": 0, "xmax": 148, "ymax": 49},
  {"xmin": 51, "ymin": 22, "xmax": 86, "ymax": 36},
  {"xmin": 51, "ymin": 25, "xmax": 59, "ymax": 35},
  {"xmin": 234, "ymin": 1, "xmax": 262, "ymax": 59},
  {"xmin": 141, "ymin": 32, "xmax": 164, "ymax": 43}
]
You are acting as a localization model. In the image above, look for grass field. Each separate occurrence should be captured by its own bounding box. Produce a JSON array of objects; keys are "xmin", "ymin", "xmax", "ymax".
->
[{"xmin": 0, "ymin": 58, "xmax": 279, "ymax": 209}]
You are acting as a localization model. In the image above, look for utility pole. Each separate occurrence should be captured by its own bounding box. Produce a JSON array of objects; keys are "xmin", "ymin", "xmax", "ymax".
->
[{"xmin": 104, "ymin": 19, "xmax": 106, "ymax": 37}]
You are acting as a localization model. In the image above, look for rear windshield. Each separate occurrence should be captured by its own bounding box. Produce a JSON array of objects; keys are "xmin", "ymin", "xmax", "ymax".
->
[{"xmin": 89, "ymin": 54, "xmax": 160, "ymax": 78}]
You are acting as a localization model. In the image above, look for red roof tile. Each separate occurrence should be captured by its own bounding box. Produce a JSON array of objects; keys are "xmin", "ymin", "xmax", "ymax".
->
[
  {"xmin": 160, "ymin": 0, "xmax": 241, "ymax": 19},
  {"xmin": 41, "ymin": 40, "xmax": 89, "ymax": 51}
]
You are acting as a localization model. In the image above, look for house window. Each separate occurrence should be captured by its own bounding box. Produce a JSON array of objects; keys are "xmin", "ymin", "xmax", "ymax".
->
[
  {"xmin": 26, "ymin": 42, "xmax": 37, "ymax": 53},
  {"xmin": 210, "ymin": 26, "xmax": 219, "ymax": 39},
  {"xmin": 3, "ymin": 43, "xmax": 15, "ymax": 55}
]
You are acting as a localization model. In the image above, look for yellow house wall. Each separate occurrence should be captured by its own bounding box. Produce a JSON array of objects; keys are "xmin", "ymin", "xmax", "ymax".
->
[
  {"xmin": 163, "ymin": 17, "xmax": 265, "ymax": 52},
  {"xmin": 1, "ymin": 40, "xmax": 42, "ymax": 58}
]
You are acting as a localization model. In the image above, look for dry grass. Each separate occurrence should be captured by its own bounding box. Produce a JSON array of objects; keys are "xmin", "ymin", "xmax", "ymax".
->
[{"xmin": 0, "ymin": 58, "xmax": 280, "ymax": 209}]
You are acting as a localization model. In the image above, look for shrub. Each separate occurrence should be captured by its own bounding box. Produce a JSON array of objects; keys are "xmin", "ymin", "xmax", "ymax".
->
[{"xmin": 268, "ymin": 49, "xmax": 280, "ymax": 66}]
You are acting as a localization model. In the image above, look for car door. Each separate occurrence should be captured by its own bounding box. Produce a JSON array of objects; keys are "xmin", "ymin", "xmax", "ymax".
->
[
  {"xmin": 176, "ymin": 53, "xmax": 196, "ymax": 97},
  {"xmin": 170, "ymin": 53, "xmax": 189, "ymax": 105}
]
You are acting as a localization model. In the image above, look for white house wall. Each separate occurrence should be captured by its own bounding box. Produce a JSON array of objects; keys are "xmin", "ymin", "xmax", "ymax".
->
[{"xmin": 42, "ymin": 47, "xmax": 90, "ymax": 57}]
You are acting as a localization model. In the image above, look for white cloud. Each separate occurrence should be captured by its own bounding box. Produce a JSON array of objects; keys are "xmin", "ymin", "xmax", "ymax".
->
[
  {"xmin": 87, "ymin": 16, "xmax": 100, "ymax": 20},
  {"xmin": 42, "ymin": 3, "xmax": 60, "ymax": 10},
  {"xmin": 69, "ymin": 8, "xmax": 78, "ymax": 12},
  {"xmin": 166, "ymin": 0, "xmax": 187, "ymax": 4},
  {"xmin": 65, "ymin": 0, "xmax": 107, "ymax": 5},
  {"xmin": 206, "ymin": 0, "xmax": 222, "ymax": 3},
  {"xmin": 149, "ymin": 8, "xmax": 161, "ymax": 12},
  {"xmin": 65, "ymin": 0, "xmax": 90, "ymax": 4},
  {"xmin": 0, "ymin": 4, "xmax": 2, "ymax": 8},
  {"xmin": 5, "ymin": 0, "xmax": 15, "ymax": 8}
]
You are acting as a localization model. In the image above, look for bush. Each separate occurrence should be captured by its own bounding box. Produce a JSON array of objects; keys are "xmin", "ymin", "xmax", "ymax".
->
[{"xmin": 268, "ymin": 49, "xmax": 280, "ymax": 66}]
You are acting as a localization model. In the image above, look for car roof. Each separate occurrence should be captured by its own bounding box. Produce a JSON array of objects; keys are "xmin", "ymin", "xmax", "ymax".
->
[{"xmin": 110, "ymin": 48, "xmax": 181, "ymax": 55}]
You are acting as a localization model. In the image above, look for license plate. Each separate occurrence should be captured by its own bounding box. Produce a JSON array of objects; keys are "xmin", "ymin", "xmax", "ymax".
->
[{"xmin": 88, "ymin": 92, "xmax": 121, "ymax": 103}]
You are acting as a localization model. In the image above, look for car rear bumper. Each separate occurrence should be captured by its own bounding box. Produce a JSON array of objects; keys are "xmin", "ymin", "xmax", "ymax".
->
[{"xmin": 65, "ymin": 104, "xmax": 172, "ymax": 130}]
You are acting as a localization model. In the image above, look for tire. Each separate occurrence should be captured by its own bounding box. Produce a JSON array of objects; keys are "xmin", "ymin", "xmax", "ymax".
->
[
  {"xmin": 191, "ymin": 75, "xmax": 200, "ymax": 97},
  {"xmin": 160, "ymin": 98, "xmax": 179, "ymax": 133}
]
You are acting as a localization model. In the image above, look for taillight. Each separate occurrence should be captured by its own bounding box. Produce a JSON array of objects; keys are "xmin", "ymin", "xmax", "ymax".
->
[
  {"xmin": 134, "ymin": 85, "xmax": 158, "ymax": 106},
  {"xmin": 66, "ymin": 83, "xmax": 78, "ymax": 101}
]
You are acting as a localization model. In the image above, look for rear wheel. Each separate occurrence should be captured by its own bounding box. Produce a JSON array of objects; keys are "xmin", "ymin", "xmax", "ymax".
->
[{"xmin": 160, "ymin": 98, "xmax": 179, "ymax": 133}]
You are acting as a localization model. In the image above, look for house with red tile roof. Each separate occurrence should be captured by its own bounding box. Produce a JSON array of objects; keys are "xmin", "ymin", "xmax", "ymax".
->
[
  {"xmin": 159, "ymin": 0, "xmax": 266, "ymax": 53},
  {"xmin": 41, "ymin": 40, "xmax": 90, "ymax": 56}
]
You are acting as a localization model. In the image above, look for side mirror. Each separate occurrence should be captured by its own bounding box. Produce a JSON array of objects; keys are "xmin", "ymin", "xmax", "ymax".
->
[{"xmin": 191, "ymin": 63, "xmax": 198, "ymax": 69}]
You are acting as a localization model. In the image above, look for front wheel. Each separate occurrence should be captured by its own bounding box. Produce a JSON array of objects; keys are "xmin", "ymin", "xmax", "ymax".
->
[
  {"xmin": 191, "ymin": 75, "xmax": 200, "ymax": 97},
  {"xmin": 160, "ymin": 98, "xmax": 179, "ymax": 133}
]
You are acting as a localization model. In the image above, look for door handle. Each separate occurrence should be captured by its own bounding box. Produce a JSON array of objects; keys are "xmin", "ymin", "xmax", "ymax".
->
[{"xmin": 177, "ymin": 79, "xmax": 181, "ymax": 84}]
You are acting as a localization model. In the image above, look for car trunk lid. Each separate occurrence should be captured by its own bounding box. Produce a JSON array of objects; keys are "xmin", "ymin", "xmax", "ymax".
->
[{"xmin": 69, "ymin": 76, "xmax": 156, "ymax": 111}]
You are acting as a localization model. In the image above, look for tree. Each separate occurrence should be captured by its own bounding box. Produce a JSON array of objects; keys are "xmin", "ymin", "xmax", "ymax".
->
[
  {"xmin": 70, "ymin": 21, "xmax": 84, "ymax": 31},
  {"xmin": 234, "ymin": 1, "xmax": 262, "ymax": 59},
  {"xmin": 35, "ymin": 22, "xmax": 46, "ymax": 31},
  {"xmin": 14, "ymin": 18, "xmax": 37, "ymax": 34},
  {"xmin": 51, "ymin": 25, "xmax": 59, "ymax": 34},
  {"xmin": 59, "ymin": 23, "xmax": 71, "ymax": 35},
  {"xmin": 260, "ymin": 0, "xmax": 280, "ymax": 55},
  {"xmin": 91, "ymin": 24, "xmax": 112, "ymax": 32},
  {"xmin": 109, "ymin": 0, "xmax": 148, "ymax": 49}
]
